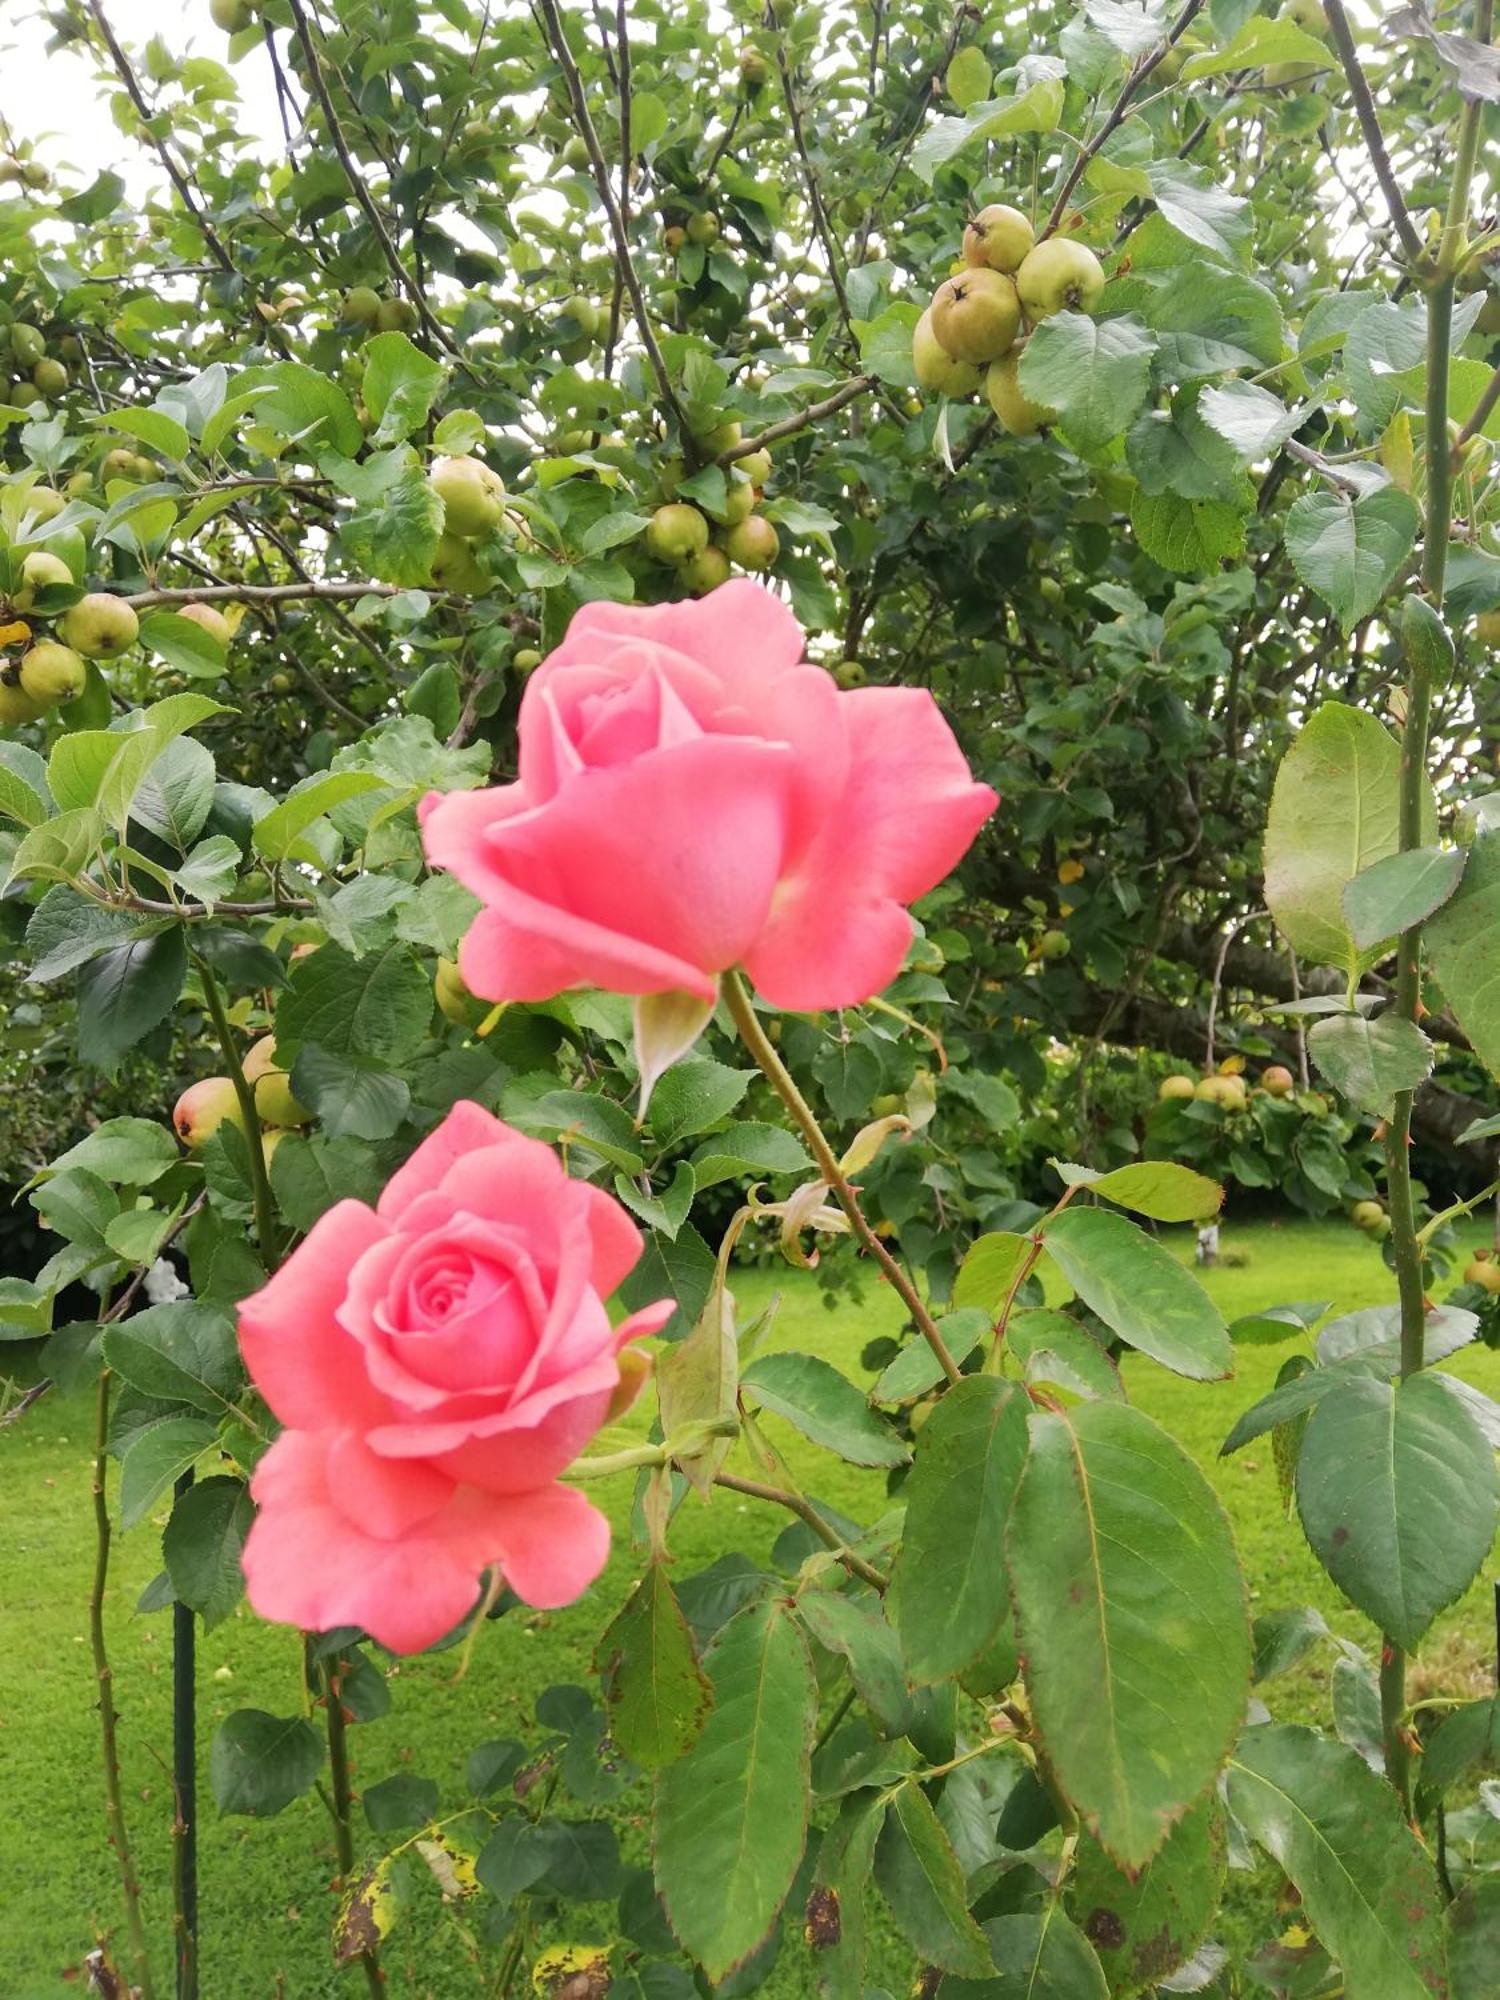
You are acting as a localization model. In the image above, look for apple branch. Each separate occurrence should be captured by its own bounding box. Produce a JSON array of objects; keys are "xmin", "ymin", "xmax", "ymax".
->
[
  {"xmin": 717, "ymin": 374, "xmax": 880, "ymax": 463},
  {"xmin": 536, "ymin": 0, "xmax": 691, "ymax": 438},
  {"xmin": 1320, "ymin": 0, "xmax": 1427, "ymax": 267},
  {"xmin": 284, "ymin": 0, "xmax": 458, "ymax": 365},
  {"xmin": 123, "ymin": 582, "xmax": 410, "ymax": 608},
  {"xmin": 774, "ymin": 46, "xmax": 857, "ymax": 343},
  {"xmin": 1453, "ymin": 361, "xmax": 1500, "ymax": 466},
  {"xmin": 1042, "ymin": 0, "xmax": 1205, "ymax": 238},
  {"xmin": 86, "ymin": 0, "xmax": 294, "ymax": 361}
]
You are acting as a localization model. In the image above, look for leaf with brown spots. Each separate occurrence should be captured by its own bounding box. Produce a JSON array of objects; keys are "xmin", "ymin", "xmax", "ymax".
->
[{"xmin": 1068, "ymin": 1793, "xmax": 1225, "ymax": 1996}]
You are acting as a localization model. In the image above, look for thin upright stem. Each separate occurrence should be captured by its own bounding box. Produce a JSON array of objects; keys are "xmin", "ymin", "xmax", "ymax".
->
[
  {"xmin": 172, "ymin": 1469, "xmax": 198, "ymax": 2000},
  {"xmin": 722, "ymin": 972, "xmax": 960, "ymax": 1386},
  {"xmin": 91, "ymin": 1371, "xmax": 157, "ymax": 2000},
  {"xmin": 320, "ymin": 1655, "xmax": 385, "ymax": 1996},
  {"xmin": 192, "ymin": 955, "xmax": 279, "ymax": 1269}
]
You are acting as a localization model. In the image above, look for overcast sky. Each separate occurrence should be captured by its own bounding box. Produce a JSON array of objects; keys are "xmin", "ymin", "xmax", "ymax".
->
[{"xmin": 4, "ymin": 0, "xmax": 283, "ymax": 190}]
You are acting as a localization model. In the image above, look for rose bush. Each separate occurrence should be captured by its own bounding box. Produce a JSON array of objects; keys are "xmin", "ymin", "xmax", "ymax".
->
[
  {"xmin": 237, "ymin": 1101, "xmax": 671, "ymax": 1653},
  {"xmin": 419, "ymin": 581, "xmax": 997, "ymax": 1013}
]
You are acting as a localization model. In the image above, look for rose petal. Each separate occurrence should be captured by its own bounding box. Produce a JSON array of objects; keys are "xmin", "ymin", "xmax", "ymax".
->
[
  {"xmin": 377, "ymin": 1100, "xmax": 513, "ymax": 1221},
  {"xmin": 488, "ymin": 1483, "xmax": 612, "ymax": 1608},
  {"xmin": 237, "ymin": 1201, "xmax": 392, "ymax": 1429}
]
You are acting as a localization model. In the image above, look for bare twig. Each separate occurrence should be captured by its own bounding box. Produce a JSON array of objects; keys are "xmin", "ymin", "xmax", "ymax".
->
[
  {"xmin": 1320, "ymin": 0, "xmax": 1427, "ymax": 267},
  {"xmin": 1043, "ymin": 0, "xmax": 1206, "ymax": 237},
  {"xmin": 714, "ymin": 1470, "xmax": 888, "ymax": 1591},
  {"xmin": 719, "ymin": 375, "xmax": 880, "ymax": 462},
  {"xmin": 536, "ymin": 0, "xmax": 690, "ymax": 436}
]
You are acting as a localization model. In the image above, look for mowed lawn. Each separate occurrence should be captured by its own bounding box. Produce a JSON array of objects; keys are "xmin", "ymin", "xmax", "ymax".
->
[{"xmin": 4, "ymin": 1216, "xmax": 1499, "ymax": 1997}]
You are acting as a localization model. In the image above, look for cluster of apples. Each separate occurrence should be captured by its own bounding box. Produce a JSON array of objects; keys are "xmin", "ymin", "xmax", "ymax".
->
[
  {"xmin": 0, "ymin": 568, "xmax": 139, "ymax": 727},
  {"xmin": 645, "ymin": 429, "xmax": 777, "ymax": 595},
  {"xmin": 1158, "ymin": 1063, "xmax": 1299, "ymax": 1112},
  {"xmin": 426, "ymin": 453, "xmax": 508, "ymax": 595},
  {"xmin": 2, "ymin": 320, "xmax": 70, "ymax": 405},
  {"xmin": 911, "ymin": 205, "xmax": 1105, "ymax": 436},
  {"xmin": 171, "ymin": 1037, "xmax": 310, "ymax": 1159}
]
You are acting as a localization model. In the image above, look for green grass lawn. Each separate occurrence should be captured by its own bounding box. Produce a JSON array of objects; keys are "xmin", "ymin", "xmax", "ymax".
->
[{"xmin": 4, "ymin": 1216, "xmax": 1498, "ymax": 1997}]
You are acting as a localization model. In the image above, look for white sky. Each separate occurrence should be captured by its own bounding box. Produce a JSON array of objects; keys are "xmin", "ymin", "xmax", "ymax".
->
[{"xmin": 4, "ymin": 0, "xmax": 283, "ymax": 190}]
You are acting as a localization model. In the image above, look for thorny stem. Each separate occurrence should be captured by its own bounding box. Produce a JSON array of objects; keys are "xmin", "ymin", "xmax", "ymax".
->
[{"xmin": 722, "ymin": 971, "xmax": 961, "ymax": 1385}]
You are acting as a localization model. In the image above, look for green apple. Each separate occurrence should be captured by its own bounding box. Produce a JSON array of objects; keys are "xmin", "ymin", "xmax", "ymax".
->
[
  {"xmin": 243, "ymin": 1035, "xmax": 312, "ymax": 1127},
  {"xmin": 10, "ymin": 323, "xmax": 45, "ymax": 368},
  {"xmin": 912, "ymin": 307, "xmax": 983, "ymax": 396},
  {"xmin": 429, "ymin": 454, "xmax": 505, "ymax": 538},
  {"xmin": 1158, "ymin": 1074, "xmax": 1198, "ymax": 1102},
  {"xmin": 985, "ymin": 349, "xmax": 1056, "ymax": 434},
  {"xmin": 963, "ymin": 203, "xmax": 1034, "ymax": 274},
  {"xmin": 211, "ymin": 0, "xmax": 255, "ymax": 29},
  {"xmin": 680, "ymin": 545, "xmax": 731, "ymax": 595},
  {"xmin": 435, "ymin": 957, "xmax": 488, "ymax": 1028},
  {"xmin": 723, "ymin": 515, "xmax": 779, "ymax": 571},
  {"xmin": 343, "ymin": 285, "xmax": 382, "ymax": 327},
  {"xmin": 31, "ymin": 358, "xmax": 66, "ymax": 398},
  {"xmin": 178, "ymin": 602, "xmax": 234, "ymax": 647},
  {"xmin": 60, "ymin": 593, "xmax": 139, "ymax": 659},
  {"xmin": 930, "ymin": 269, "xmax": 1021, "ymax": 364},
  {"xmin": 375, "ymin": 296, "xmax": 418, "ymax": 332},
  {"xmin": 739, "ymin": 46, "xmax": 772, "ymax": 90},
  {"xmin": 1016, "ymin": 238, "xmax": 1105, "ymax": 322},
  {"xmin": 1261, "ymin": 1065, "xmax": 1295, "ymax": 1097},
  {"xmin": 514, "ymin": 646, "xmax": 543, "ymax": 672},
  {"xmin": 736, "ymin": 447, "xmax": 773, "ymax": 487},
  {"xmin": 720, "ymin": 478, "xmax": 756, "ymax": 526},
  {"xmin": 646, "ymin": 503, "xmax": 710, "ymax": 564},
  {"xmin": 11, "ymin": 550, "xmax": 73, "ymax": 611},
  {"xmin": 21, "ymin": 486, "xmax": 64, "ymax": 522},
  {"xmin": 0, "ymin": 680, "xmax": 43, "ymax": 726},
  {"xmin": 1036, "ymin": 928, "xmax": 1070, "ymax": 960},
  {"xmin": 18, "ymin": 641, "xmax": 85, "ymax": 706},
  {"xmin": 686, "ymin": 210, "xmax": 721, "ymax": 246},
  {"xmin": 429, "ymin": 532, "xmax": 489, "ymax": 593}
]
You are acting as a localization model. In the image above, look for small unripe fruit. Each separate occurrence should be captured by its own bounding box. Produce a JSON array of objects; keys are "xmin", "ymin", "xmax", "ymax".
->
[
  {"xmin": 1465, "ymin": 1254, "xmax": 1500, "ymax": 1293},
  {"xmin": 697, "ymin": 418, "xmax": 741, "ymax": 454},
  {"xmin": 912, "ymin": 307, "xmax": 984, "ymax": 397},
  {"xmin": 646, "ymin": 503, "xmax": 709, "ymax": 565},
  {"xmin": 1351, "ymin": 1199, "xmax": 1385, "ymax": 1232},
  {"xmin": 243, "ymin": 1036, "xmax": 312, "ymax": 1128},
  {"xmin": 375, "ymin": 297, "xmax": 418, "ymax": 333},
  {"xmin": 1158, "ymin": 1074, "xmax": 1198, "ymax": 1102},
  {"xmin": 18, "ymin": 641, "xmax": 85, "ymax": 706},
  {"xmin": 720, "ymin": 478, "xmax": 756, "ymax": 526},
  {"xmin": 833, "ymin": 659, "xmax": 866, "ymax": 688},
  {"xmin": 664, "ymin": 224, "xmax": 687, "ymax": 252},
  {"xmin": 985, "ymin": 349, "xmax": 1056, "ymax": 435},
  {"xmin": 0, "ymin": 681, "xmax": 43, "ymax": 727},
  {"xmin": 1196, "ymin": 1074, "xmax": 1247, "ymax": 1109},
  {"xmin": 686, "ymin": 211, "xmax": 721, "ymax": 247},
  {"xmin": 681, "ymin": 545, "xmax": 731, "ymax": 595},
  {"xmin": 60, "ymin": 593, "xmax": 139, "ymax": 659},
  {"xmin": 1016, "ymin": 238, "xmax": 1106, "ymax": 322},
  {"xmin": 429, "ymin": 454, "xmax": 505, "ymax": 538},
  {"xmin": 723, "ymin": 515, "xmax": 779, "ymax": 571},
  {"xmin": 963, "ymin": 203, "xmax": 1035, "ymax": 275},
  {"xmin": 561, "ymin": 294, "xmax": 600, "ymax": 338},
  {"xmin": 1261, "ymin": 1065, "xmax": 1295, "ymax": 1098},
  {"xmin": 12, "ymin": 549, "xmax": 73, "ymax": 611},
  {"xmin": 1036, "ymin": 928, "xmax": 1070, "ymax": 961},
  {"xmin": 101, "ymin": 448, "xmax": 138, "ymax": 482},
  {"xmin": 173, "ymin": 1076, "xmax": 245, "ymax": 1149},
  {"xmin": 22, "ymin": 486, "xmax": 64, "ymax": 522},
  {"xmin": 1477, "ymin": 608, "xmax": 1500, "ymax": 648},
  {"xmin": 514, "ymin": 646, "xmax": 543, "ymax": 672},
  {"xmin": 739, "ymin": 45, "xmax": 772, "ymax": 90},
  {"xmin": 930, "ymin": 269, "xmax": 1022, "ymax": 365},
  {"xmin": 343, "ymin": 285, "xmax": 382, "ymax": 327},
  {"xmin": 10, "ymin": 323, "xmax": 44, "ymax": 368},
  {"xmin": 435, "ymin": 957, "xmax": 488, "ymax": 1028},
  {"xmin": 736, "ymin": 447, "xmax": 773, "ymax": 487},
  {"xmin": 177, "ymin": 602, "xmax": 233, "ymax": 647},
  {"xmin": 560, "ymin": 135, "xmax": 590, "ymax": 169},
  {"xmin": 31, "ymin": 358, "xmax": 67, "ymax": 398},
  {"xmin": 430, "ymin": 532, "xmax": 489, "ymax": 593},
  {"xmin": 211, "ymin": 0, "xmax": 255, "ymax": 29}
]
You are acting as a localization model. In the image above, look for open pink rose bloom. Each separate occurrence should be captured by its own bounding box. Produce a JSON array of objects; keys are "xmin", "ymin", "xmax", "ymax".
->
[
  {"xmin": 420, "ymin": 580, "xmax": 997, "ymax": 1012},
  {"xmin": 238, "ymin": 1102, "xmax": 672, "ymax": 1653}
]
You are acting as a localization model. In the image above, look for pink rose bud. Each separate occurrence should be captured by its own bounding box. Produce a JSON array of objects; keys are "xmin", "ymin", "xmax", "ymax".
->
[
  {"xmin": 236, "ymin": 1102, "xmax": 672, "ymax": 1654},
  {"xmin": 419, "ymin": 581, "xmax": 996, "ymax": 1014}
]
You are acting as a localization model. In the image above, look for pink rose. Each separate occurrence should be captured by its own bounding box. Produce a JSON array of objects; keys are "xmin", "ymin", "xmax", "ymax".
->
[
  {"xmin": 237, "ymin": 1102, "xmax": 670, "ymax": 1653},
  {"xmin": 419, "ymin": 581, "xmax": 996, "ymax": 1012}
]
